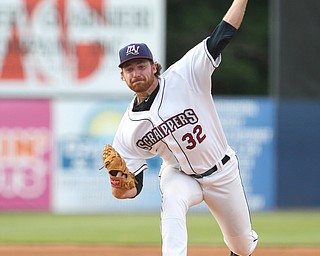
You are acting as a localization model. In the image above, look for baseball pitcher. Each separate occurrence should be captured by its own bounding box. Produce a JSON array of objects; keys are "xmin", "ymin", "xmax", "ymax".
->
[{"xmin": 101, "ymin": 0, "xmax": 258, "ymax": 255}]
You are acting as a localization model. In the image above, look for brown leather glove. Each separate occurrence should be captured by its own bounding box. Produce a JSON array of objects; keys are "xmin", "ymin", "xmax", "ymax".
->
[{"xmin": 101, "ymin": 144, "xmax": 137, "ymax": 190}]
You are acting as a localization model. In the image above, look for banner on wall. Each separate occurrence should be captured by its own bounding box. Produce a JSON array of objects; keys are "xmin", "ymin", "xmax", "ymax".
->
[
  {"xmin": 53, "ymin": 97, "xmax": 275, "ymax": 213},
  {"xmin": 0, "ymin": 100, "xmax": 52, "ymax": 210},
  {"xmin": 53, "ymin": 99, "xmax": 162, "ymax": 213},
  {"xmin": 216, "ymin": 97, "xmax": 276, "ymax": 210},
  {"xmin": 0, "ymin": 0, "xmax": 165, "ymax": 98}
]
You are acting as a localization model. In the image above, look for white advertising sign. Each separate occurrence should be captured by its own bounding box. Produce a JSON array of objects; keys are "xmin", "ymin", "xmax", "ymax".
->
[{"xmin": 0, "ymin": 0, "xmax": 165, "ymax": 98}]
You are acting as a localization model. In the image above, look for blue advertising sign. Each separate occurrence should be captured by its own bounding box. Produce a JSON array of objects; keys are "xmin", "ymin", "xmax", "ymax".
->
[{"xmin": 216, "ymin": 97, "xmax": 276, "ymax": 211}]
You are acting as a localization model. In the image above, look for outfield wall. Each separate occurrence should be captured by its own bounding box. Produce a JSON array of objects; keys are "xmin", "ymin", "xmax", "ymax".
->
[
  {"xmin": 277, "ymin": 100, "xmax": 320, "ymax": 207},
  {"xmin": 2, "ymin": 98, "xmax": 320, "ymax": 212}
]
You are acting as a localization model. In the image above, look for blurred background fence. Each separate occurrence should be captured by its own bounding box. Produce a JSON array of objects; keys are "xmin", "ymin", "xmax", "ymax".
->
[{"xmin": 0, "ymin": 0, "xmax": 319, "ymax": 213}]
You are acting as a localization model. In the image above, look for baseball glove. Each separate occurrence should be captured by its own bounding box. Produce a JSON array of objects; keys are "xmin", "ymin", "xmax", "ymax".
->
[{"xmin": 101, "ymin": 144, "xmax": 137, "ymax": 190}]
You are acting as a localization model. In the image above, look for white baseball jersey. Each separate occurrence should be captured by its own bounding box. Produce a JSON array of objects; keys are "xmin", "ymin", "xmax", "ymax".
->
[{"xmin": 113, "ymin": 38, "xmax": 228, "ymax": 176}]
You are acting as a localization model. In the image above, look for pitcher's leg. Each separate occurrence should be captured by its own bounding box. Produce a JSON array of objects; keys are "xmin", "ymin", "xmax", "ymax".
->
[
  {"xmin": 203, "ymin": 155, "xmax": 258, "ymax": 256},
  {"xmin": 159, "ymin": 166, "xmax": 203, "ymax": 256}
]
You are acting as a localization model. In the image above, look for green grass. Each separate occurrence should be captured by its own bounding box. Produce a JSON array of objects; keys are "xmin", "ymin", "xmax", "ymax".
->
[
  {"xmin": 0, "ymin": 213, "xmax": 161, "ymax": 245},
  {"xmin": 252, "ymin": 211, "xmax": 320, "ymax": 246},
  {"xmin": 0, "ymin": 211, "xmax": 319, "ymax": 246}
]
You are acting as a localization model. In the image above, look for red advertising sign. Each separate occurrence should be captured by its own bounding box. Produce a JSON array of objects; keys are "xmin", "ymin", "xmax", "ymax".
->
[{"xmin": 0, "ymin": 99, "xmax": 51, "ymax": 210}]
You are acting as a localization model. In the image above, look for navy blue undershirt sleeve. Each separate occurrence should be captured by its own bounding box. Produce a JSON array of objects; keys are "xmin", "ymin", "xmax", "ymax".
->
[
  {"xmin": 206, "ymin": 20, "xmax": 237, "ymax": 60},
  {"xmin": 132, "ymin": 171, "xmax": 143, "ymax": 198}
]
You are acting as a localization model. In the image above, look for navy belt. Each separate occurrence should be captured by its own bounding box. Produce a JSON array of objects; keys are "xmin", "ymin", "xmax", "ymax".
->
[{"xmin": 190, "ymin": 155, "xmax": 230, "ymax": 179}]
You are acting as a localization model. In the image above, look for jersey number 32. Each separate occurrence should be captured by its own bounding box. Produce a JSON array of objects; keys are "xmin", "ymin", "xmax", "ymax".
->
[{"xmin": 182, "ymin": 124, "xmax": 206, "ymax": 150}]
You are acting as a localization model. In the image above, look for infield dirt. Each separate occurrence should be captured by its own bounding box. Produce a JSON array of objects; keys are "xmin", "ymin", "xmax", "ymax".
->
[{"xmin": 0, "ymin": 245, "xmax": 320, "ymax": 256}]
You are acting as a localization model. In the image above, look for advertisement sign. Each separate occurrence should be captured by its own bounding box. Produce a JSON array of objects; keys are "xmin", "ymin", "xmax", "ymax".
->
[
  {"xmin": 216, "ymin": 97, "xmax": 276, "ymax": 210},
  {"xmin": 0, "ymin": 99, "xmax": 52, "ymax": 210},
  {"xmin": 0, "ymin": 0, "xmax": 165, "ymax": 98},
  {"xmin": 53, "ymin": 99, "xmax": 162, "ymax": 213},
  {"xmin": 53, "ymin": 97, "xmax": 275, "ymax": 213}
]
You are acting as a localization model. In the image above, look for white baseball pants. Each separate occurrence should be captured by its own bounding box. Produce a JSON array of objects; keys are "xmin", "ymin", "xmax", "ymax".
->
[{"xmin": 159, "ymin": 148, "xmax": 258, "ymax": 256}]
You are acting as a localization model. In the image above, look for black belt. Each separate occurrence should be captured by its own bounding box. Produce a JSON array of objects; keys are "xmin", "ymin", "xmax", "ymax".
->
[{"xmin": 190, "ymin": 155, "xmax": 230, "ymax": 179}]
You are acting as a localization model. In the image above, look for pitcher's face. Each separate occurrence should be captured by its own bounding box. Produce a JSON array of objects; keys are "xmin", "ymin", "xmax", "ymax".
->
[{"xmin": 121, "ymin": 59, "xmax": 157, "ymax": 93}]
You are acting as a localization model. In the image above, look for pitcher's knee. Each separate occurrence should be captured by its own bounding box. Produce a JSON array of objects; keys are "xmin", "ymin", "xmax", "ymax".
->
[{"xmin": 225, "ymin": 230, "xmax": 258, "ymax": 256}]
